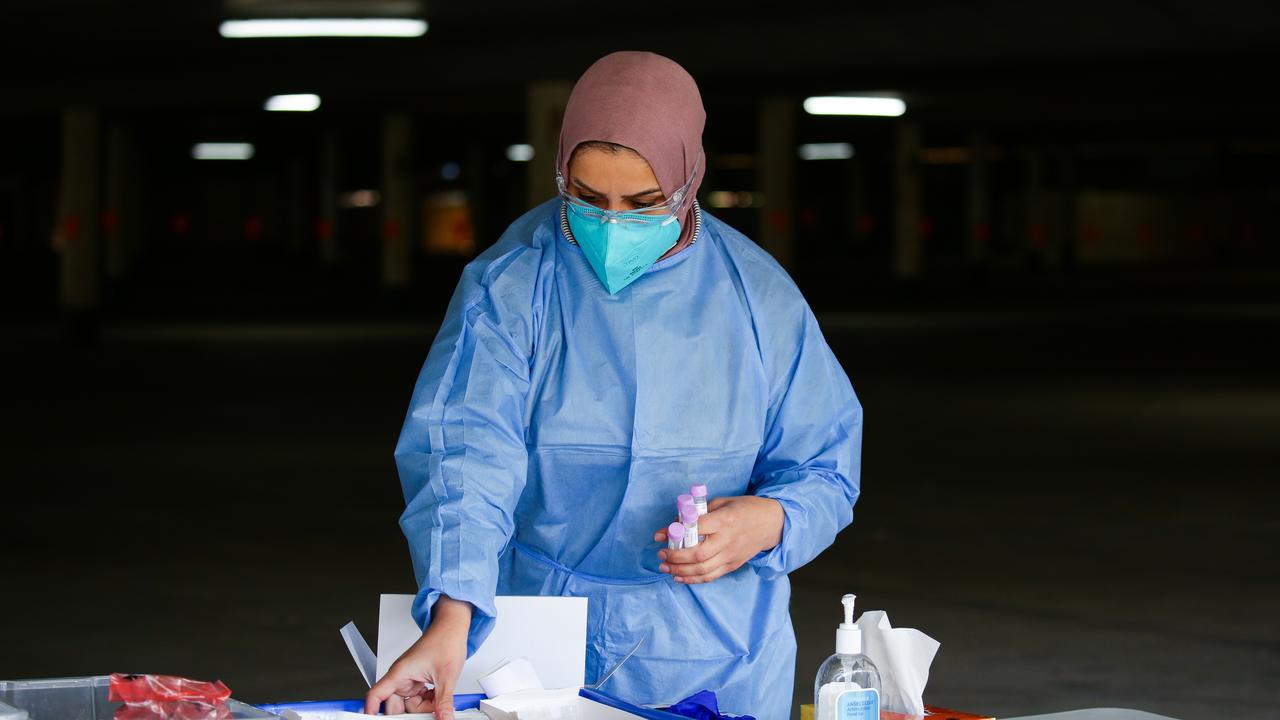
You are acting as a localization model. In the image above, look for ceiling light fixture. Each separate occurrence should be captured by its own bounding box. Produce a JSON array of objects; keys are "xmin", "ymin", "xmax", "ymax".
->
[
  {"xmin": 265, "ymin": 94, "xmax": 321, "ymax": 111},
  {"xmin": 219, "ymin": 18, "xmax": 428, "ymax": 38},
  {"xmin": 803, "ymin": 96, "xmax": 906, "ymax": 117},
  {"xmin": 192, "ymin": 143, "xmax": 255, "ymax": 160}
]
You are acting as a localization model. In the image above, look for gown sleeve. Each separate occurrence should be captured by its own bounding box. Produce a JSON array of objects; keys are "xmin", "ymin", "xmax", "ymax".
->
[
  {"xmin": 393, "ymin": 270, "xmax": 531, "ymax": 655},
  {"xmin": 747, "ymin": 303, "xmax": 862, "ymax": 580}
]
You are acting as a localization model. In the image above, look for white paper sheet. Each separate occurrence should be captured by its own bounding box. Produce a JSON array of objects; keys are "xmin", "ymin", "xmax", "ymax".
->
[
  {"xmin": 479, "ymin": 688, "xmax": 581, "ymax": 720},
  {"xmin": 340, "ymin": 621, "xmax": 378, "ymax": 688},
  {"xmin": 375, "ymin": 594, "xmax": 588, "ymax": 694},
  {"xmin": 481, "ymin": 694, "xmax": 650, "ymax": 720}
]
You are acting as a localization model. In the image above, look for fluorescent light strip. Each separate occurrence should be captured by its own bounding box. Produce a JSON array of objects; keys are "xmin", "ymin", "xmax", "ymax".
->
[
  {"xmin": 798, "ymin": 142, "xmax": 854, "ymax": 160},
  {"xmin": 803, "ymin": 96, "xmax": 906, "ymax": 117},
  {"xmin": 265, "ymin": 94, "xmax": 321, "ymax": 112},
  {"xmin": 339, "ymin": 190, "xmax": 381, "ymax": 208},
  {"xmin": 192, "ymin": 143, "xmax": 255, "ymax": 160},
  {"xmin": 506, "ymin": 144, "xmax": 534, "ymax": 162},
  {"xmin": 219, "ymin": 19, "xmax": 428, "ymax": 38}
]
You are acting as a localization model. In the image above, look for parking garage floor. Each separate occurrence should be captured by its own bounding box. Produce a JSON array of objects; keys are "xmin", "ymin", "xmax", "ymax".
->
[{"xmin": 2, "ymin": 301, "xmax": 1276, "ymax": 720}]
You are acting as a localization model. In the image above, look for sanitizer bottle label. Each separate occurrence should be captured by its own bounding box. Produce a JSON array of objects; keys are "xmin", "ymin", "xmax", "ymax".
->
[{"xmin": 835, "ymin": 687, "xmax": 879, "ymax": 720}]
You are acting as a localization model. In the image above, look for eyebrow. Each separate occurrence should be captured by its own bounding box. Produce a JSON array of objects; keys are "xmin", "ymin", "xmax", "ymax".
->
[{"xmin": 572, "ymin": 178, "xmax": 663, "ymax": 200}]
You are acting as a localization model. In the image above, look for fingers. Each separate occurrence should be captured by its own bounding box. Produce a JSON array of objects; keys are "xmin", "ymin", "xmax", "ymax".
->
[
  {"xmin": 398, "ymin": 682, "xmax": 428, "ymax": 714},
  {"xmin": 408, "ymin": 687, "xmax": 439, "ymax": 714},
  {"xmin": 668, "ymin": 556, "xmax": 727, "ymax": 582},
  {"xmin": 366, "ymin": 663, "xmax": 430, "ymax": 715},
  {"xmin": 676, "ymin": 559, "xmax": 742, "ymax": 584},
  {"xmin": 365, "ymin": 677, "xmax": 397, "ymax": 714},
  {"xmin": 660, "ymin": 530, "xmax": 725, "ymax": 566},
  {"xmin": 660, "ymin": 539, "xmax": 728, "ymax": 580},
  {"xmin": 665, "ymin": 505, "xmax": 727, "ymax": 545},
  {"xmin": 707, "ymin": 497, "xmax": 732, "ymax": 512},
  {"xmin": 433, "ymin": 671, "xmax": 458, "ymax": 720}
]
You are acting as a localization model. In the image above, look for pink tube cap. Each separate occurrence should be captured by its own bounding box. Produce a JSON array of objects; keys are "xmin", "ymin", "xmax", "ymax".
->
[
  {"xmin": 677, "ymin": 493, "xmax": 694, "ymax": 508},
  {"xmin": 680, "ymin": 504, "xmax": 699, "ymax": 524},
  {"xmin": 667, "ymin": 521, "xmax": 685, "ymax": 540},
  {"xmin": 690, "ymin": 484, "xmax": 708, "ymax": 498}
]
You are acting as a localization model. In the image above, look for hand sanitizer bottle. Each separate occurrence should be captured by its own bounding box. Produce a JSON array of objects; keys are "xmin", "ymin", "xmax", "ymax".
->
[{"xmin": 815, "ymin": 594, "xmax": 881, "ymax": 720}]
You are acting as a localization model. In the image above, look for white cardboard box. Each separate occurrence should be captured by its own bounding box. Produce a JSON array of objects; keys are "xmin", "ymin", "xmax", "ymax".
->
[
  {"xmin": 341, "ymin": 595, "xmax": 587, "ymax": 694},
  {"xmin": 375, "ymin": 595, "xmax": 588, "ymax": 694},
  {"xmin": 342, "ymin": 595, "xmax": 664, "ymax": 719}
]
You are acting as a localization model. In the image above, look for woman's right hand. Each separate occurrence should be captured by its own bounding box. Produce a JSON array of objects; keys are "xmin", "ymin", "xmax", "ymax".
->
[{"xmin": 365, "ymin": 596, "xmax": 472, "ymax": 718}]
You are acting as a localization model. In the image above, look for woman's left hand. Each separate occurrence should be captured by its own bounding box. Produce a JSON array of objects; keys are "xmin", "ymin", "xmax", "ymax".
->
[{"xmin": 653, "ymin": 496, "xmax": 784, "ymax": 584}]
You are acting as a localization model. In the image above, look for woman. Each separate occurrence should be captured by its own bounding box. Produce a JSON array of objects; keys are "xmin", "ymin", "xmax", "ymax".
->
[{"xmin": 367, "ymin": 51, "xmax": 862, "ymax": 720}]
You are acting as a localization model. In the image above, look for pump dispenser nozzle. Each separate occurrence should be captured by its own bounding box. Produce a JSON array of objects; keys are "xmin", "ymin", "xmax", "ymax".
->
[
  {"xmin": 835, "ymin": 593, "xmax": 862, "ymax": 655},
  {"xmin": 816, "ymin": 593, "xmax": 881, "ymax": 718}
]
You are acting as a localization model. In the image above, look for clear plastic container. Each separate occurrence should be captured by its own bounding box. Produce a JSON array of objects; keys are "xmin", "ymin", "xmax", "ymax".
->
[
  {"xmin": 0, "ymin": 676, "xmax": 275, "ymax": 720},
  {"xmin": 814, "ymin": 594, "xmax": 882, "ymax": 720},
  {"xmin": 0, "ymin": 699, "xmax": 29, "ymax": 720},
  {"xmin": 814, "ymin": 652, "xmax": 881, "ymax": 720}
]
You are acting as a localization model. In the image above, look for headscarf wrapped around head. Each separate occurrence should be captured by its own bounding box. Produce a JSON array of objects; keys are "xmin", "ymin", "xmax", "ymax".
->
[{"xmin": 557, "ymin": 51, "xmax": 706, "ymax": 251}]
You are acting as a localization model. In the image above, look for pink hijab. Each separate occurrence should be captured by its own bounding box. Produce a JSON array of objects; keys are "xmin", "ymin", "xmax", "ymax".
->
[{"xmin": 557, "ymin": 51, "xmax": 706, "ymax": 254}]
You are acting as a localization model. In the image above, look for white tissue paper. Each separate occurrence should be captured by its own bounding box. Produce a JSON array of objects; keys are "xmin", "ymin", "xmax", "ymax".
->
[
  {"xmin": 479, "ymin": 688, "xmax": 582, "ymax": 720},
  {"xmin": 854, "ymin": 610, "xmax": 940, "ymax": 716},
  {"xmin": 479, "ymin": 658, "xmax": 545, "ymax": 698}
]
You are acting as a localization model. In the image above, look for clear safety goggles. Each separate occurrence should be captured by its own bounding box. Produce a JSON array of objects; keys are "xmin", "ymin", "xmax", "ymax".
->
[{"xmin": 556, "ymin": 151, "xmax": 702, "ymax": 227}]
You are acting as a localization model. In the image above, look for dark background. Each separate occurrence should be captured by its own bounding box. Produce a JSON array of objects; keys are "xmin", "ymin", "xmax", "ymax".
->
[{"xmin": 1, "ymin": 3, "xmax": 1277, "ymax": 720}]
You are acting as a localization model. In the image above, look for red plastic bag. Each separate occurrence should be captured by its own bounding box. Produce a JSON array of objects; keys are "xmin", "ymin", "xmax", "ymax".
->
[
  {"xmin": 109, "ymin": 674, "xmax": 233, "ymax": 720},
  {"xmin": 113, "ymin": 701, "xmax": 232, "ymax": 720}
]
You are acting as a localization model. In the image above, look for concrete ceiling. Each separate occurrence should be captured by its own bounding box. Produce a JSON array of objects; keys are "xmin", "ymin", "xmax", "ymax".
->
[{"xmin": 1, "ymin": 1, "xmax": 1278, "ymax": 129}]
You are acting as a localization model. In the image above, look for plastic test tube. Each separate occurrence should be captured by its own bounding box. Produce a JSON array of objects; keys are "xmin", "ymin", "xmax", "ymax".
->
[
  {"xmin": 677, "ymin": 493, "xmax": 694, "ymax": 517},
  {"xmin": 667, "ymin": 521, "xmax": 685, "ymax": 551},
  {"xmin": 680, "ymin": 504, "xmax": 700, "ymax": 548},
  {"xmin": 690, "ymin": 484, "xmax": 708, "ymax": 515}
]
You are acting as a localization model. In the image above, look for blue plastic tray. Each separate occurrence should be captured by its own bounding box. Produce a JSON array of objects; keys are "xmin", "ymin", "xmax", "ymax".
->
[
  {"xmin": 255, "ymin": 689, "xmax": 688, "ymax": 718},
  {"xmin": 256, "ymin": 693, "xmax": 485, "ymax": 715}
]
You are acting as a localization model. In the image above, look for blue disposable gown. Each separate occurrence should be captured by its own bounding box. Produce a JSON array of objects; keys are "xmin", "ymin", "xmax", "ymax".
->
[{"xmin": 396, "ymin": 199, "xmax": 862, "ymax": 720}]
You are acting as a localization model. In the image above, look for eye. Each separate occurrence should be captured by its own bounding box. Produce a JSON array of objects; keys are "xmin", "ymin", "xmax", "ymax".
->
[{"xmin": 631, "ymin": 195, "xmax": 664, "ymax": 210}]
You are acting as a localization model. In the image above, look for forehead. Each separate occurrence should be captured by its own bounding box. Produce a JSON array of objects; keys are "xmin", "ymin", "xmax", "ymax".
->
[{"xmin": 568, "ymin": 146, "xmax": 660, "ymax": 187}]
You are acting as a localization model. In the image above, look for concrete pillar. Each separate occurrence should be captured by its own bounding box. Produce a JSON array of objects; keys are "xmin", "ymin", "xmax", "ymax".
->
[
  {"xmin": 1025, "ymin": 147, "xmax": 1042, "ymax": 260},
  {"xmin": 0, "ymin": 176, "xmax": 18, "ymax": 254},
  {"xmin": 104, "ymin": 122, "xmax": 140, "ymax": 280},
  {"xmin": 1024, "ymin": 146, "xmax": 1060, "ymax": 267},
  {"xmin": 57, "ymin": 109, "xmax": 101, "ymax": 326},
  {"xmin": 526, "ymin": 81, "xmax": 572, "ymax": 207},
  {"xmin": 758, "ymin": 95, "xmax": 795, "ymax": 268},
  {"xmin": 286, "ymin": 154, "xmax": 305, "ymax": 252},
  {"xmin": 381, "ymin": 113, "xmax": 413, "ymax": 289},
  {"xmin": 1057, "ymin": 147, "xmax": 1077, "ymax": 269},
  {"xmin": 848, "ymin": 155, "xmax": 867, "ymax": 247},
  {"xmin": 893, "ymin": 124, "xmax": 922, "ymax": 278},
  {"xmin": 966, "ymin": 129, "xmax": 990, "ymax": 264},
  {"xmin": 319, "ymin": 130, "xmax": 339, "ymax": 264}
]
